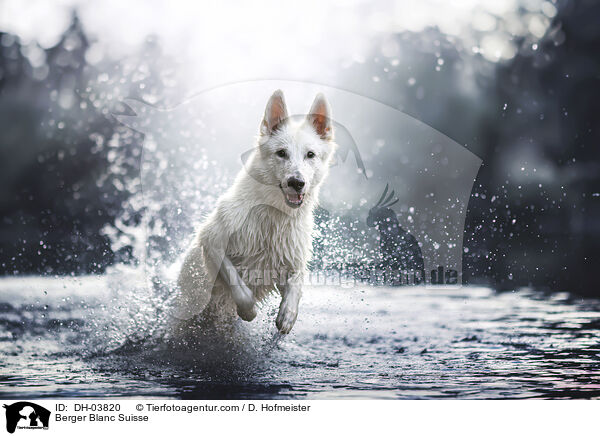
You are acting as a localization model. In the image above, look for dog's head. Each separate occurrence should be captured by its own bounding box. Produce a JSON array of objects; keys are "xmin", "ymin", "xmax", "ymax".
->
[{"xmin": 255, "ymin": 90, "xmax": 336, "ymax": 209}]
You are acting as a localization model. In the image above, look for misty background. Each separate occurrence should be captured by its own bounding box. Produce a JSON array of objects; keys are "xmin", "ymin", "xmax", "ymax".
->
[{"xmin": 0, "ymin": 0, "xmax": 598, "ymax": 295}]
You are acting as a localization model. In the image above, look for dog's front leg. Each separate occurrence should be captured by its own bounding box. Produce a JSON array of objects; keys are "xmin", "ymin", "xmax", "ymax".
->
[
  {"xmin": 206, "ymin": 247, "xmax": 256, "ymax": 321},
  {"xmin": 220, "ymin": 255, "xmax": 257, "ymax": 321},
  {"xmin": 276, "ymin": 278, "xmax": 302, "ymax": 334}
]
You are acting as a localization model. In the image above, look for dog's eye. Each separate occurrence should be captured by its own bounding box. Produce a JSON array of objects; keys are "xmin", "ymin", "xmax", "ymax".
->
[
  {"xmin": 276, "ymin": 149, "xmax": 288, "ymax": 158},
  {"xmin": 306, "ymin": 151, "xmax": 315, "ymax": 159}
]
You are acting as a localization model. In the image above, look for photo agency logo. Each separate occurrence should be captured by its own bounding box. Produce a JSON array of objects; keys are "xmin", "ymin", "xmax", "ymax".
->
[
  {"xmin": 3, "ymin": 402, "xmax": 50, "ymax": 433},
  {"xmin": 115, "ymin": 81, "xmax": 482, "ymax": 313}
]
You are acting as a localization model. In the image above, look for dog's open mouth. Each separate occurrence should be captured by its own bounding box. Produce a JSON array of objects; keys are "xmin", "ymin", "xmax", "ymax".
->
[{"xmin": 280, "ymin": 185, "xmax": 304, "ymax": 208}]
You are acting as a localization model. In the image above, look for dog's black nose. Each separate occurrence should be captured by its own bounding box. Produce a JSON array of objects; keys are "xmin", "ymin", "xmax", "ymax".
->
[{"xmin": 287, "ymin": 177, "xmax": 305, "ymax": 192}]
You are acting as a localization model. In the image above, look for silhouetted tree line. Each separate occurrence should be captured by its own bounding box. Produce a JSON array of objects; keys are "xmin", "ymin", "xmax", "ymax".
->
[
  {"xmin": 466, "ymin": 0, "xmax": 600, "ymax": 294},
  {"xmin": 336, "ymin": 0, "xmax": 600, "ymax": 294},
  {"xmin": 0, "ymin": 15, "xmax": 159, "ymax": 274}
]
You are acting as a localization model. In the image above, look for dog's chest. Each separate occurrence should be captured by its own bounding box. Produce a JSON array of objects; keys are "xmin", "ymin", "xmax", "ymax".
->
[{"xmin": 226, "ymin": 206, "xmax": 312, "ymax": 277}]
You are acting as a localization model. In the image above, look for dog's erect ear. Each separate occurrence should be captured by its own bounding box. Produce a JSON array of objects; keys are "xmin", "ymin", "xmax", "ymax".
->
[
  {"xmin": 260, "ymin": 90, "xmax": 288, "ymax": 136},
  {"xmin": 307, "ymin": 93, "xmax": 333, "ymax": 141}
]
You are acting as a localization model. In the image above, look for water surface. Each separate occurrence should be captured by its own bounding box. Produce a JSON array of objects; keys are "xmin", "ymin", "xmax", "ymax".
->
[{"xmin": 1, "ymin": 276, "xmax": 599, "ymax": 399}]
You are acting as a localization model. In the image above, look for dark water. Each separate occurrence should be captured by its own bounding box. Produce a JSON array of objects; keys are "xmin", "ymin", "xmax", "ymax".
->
[{"xmin": 1, "ymin": 275, "xmax": 600, "ymax": 399}]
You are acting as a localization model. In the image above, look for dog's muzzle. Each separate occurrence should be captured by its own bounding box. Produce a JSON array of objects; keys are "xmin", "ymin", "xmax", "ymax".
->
[{"xmin": 280, "ymin": 183, "xmax": 304, "ymax": 208}]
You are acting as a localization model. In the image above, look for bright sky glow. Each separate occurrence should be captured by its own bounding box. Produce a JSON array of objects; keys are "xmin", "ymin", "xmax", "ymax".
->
[{"xmin": 0, "ymin": 0, "xmax": 557, "ymax": 89}]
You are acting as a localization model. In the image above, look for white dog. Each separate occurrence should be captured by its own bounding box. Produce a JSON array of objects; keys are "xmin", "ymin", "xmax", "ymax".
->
[{"xmin": 176, "ymin": 90, "xmax": 336, "ymax": 334}]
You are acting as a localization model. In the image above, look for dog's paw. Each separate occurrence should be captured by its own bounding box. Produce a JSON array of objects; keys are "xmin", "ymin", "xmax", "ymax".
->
[
  {"xmin": 276, "ymin": 299, "xmax": 298, "ymax": 334},
  {"xmin": 237, "ymin": 304, "xmax": 257, "ymax": 322}
]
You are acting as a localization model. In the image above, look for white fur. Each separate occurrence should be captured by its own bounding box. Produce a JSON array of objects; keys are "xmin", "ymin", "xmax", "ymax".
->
[{"xmin": 176, "ymin": 90, "xmax": 336, "ymax": 334}]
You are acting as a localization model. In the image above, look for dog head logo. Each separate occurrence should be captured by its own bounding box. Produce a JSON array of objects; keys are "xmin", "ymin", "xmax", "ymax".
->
[{"xmin": 3, "ymin": 402, "xmax": 50, "ymax": 433}]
